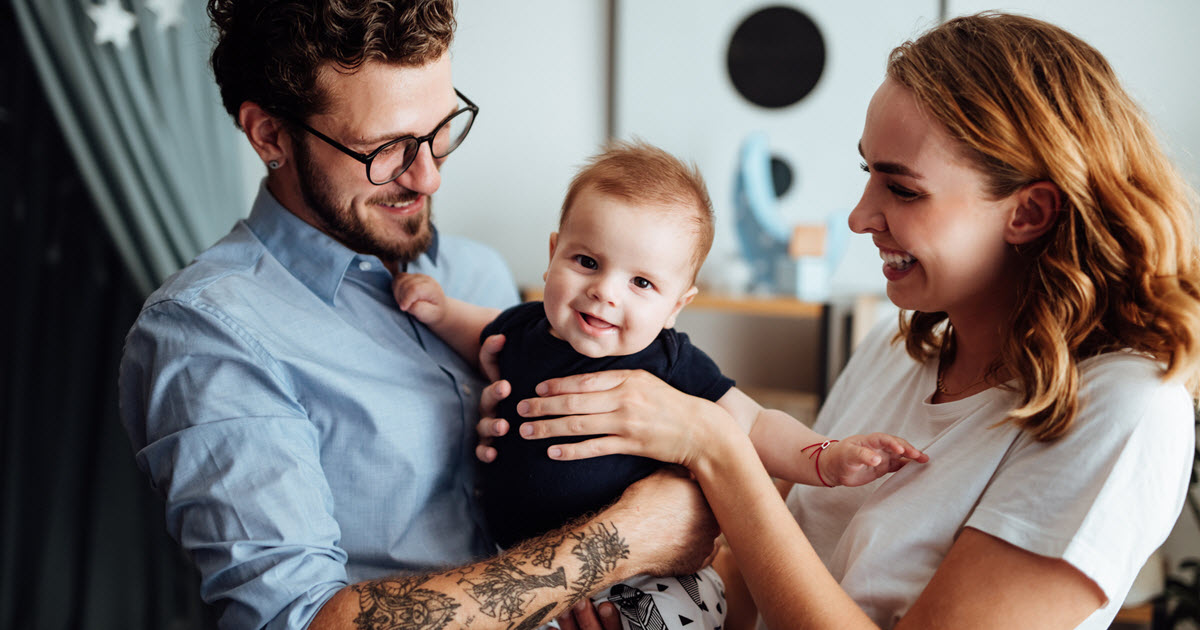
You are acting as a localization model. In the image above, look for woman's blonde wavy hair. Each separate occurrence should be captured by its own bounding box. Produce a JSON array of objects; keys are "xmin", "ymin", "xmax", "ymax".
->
[{"xmin": 888, "ymin": 12, "xmax": 1200, "ymax": 441}]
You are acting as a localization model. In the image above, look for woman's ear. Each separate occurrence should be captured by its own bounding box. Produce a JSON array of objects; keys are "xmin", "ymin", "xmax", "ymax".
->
[
  {"xmin": 1005, "ymin": 181, "xmax": 1062, "ymax": 245},
  {"xmin": 238, "ymin": 101, "xmax": 289, "ymax": 169}
]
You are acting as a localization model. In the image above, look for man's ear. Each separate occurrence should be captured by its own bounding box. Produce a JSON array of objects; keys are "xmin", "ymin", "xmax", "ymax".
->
[
  {"xmin": 1006, "ymin": 181, "xmax": 1061, "ymax": 245},
  {"xmin": 663, "ymin": 285, "xmax": 699, "ymax": 329},
  {"xmin": 238, "ymin": 101, "xmax": 289, "ymax": 169}
]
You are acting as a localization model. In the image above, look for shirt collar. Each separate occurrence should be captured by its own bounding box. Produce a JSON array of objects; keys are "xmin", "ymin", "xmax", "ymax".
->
[{"xmin": 245, "ymin": 182, "xmax": 440, "ymax": 305}]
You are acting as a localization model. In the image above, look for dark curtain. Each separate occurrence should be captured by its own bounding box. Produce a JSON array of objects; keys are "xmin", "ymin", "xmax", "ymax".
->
[{"xmin": 1, "ymin": 3, "xmax": 209, "ymax": 628}]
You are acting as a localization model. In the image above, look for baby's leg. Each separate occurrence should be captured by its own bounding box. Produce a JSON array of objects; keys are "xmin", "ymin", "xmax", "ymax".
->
[{"xmin": 591, "ymin": 565, "xmax": 725, "ymax": 630}]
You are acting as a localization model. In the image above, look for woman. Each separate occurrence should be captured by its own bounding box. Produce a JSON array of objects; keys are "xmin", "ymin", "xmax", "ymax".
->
[{"xmin": 497, "ymin": 12, "xmax": 1200, "ymax": 629}]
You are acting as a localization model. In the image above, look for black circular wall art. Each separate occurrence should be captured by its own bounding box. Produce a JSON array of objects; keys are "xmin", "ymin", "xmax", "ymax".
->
[
  {"xmin": 770, "ymin": 154, "xmax": 794, "ymax": 198},
  {"xmin": 727, "ymin": 5, "xmax": 826, "ymax": 109}
]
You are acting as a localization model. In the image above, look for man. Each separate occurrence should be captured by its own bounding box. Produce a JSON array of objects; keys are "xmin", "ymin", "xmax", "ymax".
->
[{"xmin": 118, "ymin": 1, "xmax": 715, "ymax": 628}]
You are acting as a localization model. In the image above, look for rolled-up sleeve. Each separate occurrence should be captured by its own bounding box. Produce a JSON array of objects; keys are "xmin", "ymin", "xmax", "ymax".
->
[{"xmin": 120, "ymin": 300, "xmax": 347, "ymax": 629}]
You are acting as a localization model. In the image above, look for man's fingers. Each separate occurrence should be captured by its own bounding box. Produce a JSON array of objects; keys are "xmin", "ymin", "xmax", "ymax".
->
[
  {"xmin": 475, "ymin": 444, "xmax": 497, "ymax": 463},
  {"xmin": 476, "ymin": 417, "xmax": 509, "ymax": 440},
  {"xmin": 479, "ymin": 334, "xmax": 506, "ymax": 382},
  {"xmin": 479, "ymin": 378, "xmax": 511, "ymax": 416}
]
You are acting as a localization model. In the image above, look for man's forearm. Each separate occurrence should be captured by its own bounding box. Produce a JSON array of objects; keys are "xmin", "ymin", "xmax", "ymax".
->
[{"xmin": 310, "ymin": 517, "xmax": 634, "ymax": 630}]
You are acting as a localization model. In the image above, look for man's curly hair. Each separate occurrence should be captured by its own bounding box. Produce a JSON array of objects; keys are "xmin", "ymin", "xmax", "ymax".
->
[{"xmin": 207, "ymin": 0, "xmax": 455, "ymax": 126}]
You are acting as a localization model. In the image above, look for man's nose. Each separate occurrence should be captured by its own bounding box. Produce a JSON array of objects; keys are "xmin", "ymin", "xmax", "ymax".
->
[{"xmin": 393, "ymin": 142, "xmax": 441, "ymax": 197}]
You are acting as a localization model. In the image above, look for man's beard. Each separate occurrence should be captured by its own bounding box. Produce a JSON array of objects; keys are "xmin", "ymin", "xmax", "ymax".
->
[{"xmin": 294, "ymin": 137, "xmax": 433, "ymax": 265}]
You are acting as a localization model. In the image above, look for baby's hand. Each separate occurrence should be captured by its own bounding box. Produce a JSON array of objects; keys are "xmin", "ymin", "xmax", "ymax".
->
[
  {"xmin": 819, "ymin": 433, "xmax": 929, "ymax": 487},
  {"xmin": 392, "ymin": 272, "xmax": 446, "ymax": 325}
]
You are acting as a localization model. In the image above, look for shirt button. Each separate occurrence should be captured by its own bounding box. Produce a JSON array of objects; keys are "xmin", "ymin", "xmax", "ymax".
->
[
  {"xmin": 461, "ymin": 384, "xmax": 472, "ymax": 396},
  {"xmin": 358, "ymin": 261, "xmax": 372, "ymax": 271}
]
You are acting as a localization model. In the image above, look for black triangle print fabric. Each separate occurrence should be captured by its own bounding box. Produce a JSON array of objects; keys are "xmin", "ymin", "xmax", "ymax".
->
[{"xmin": 593, "ymin": 567, "xmax": 726, "ymax": 630}]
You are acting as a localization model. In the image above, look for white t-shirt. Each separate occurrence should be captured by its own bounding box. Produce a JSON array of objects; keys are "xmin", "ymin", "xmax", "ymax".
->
[{"xmin": 779, "ymin": 321, "xmax": 1193, "ymax": 629}]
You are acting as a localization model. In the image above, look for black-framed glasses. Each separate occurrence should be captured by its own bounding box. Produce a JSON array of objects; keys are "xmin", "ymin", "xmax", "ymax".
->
[{"xmin": 292, "ymin": 89, "xmax": 478, "ymax": 185}]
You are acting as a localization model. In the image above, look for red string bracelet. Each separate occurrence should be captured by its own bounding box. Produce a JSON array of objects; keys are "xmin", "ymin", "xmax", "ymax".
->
[{"xmin": 800, "ymin": 440, "xmax": 839, "ymax": 488}]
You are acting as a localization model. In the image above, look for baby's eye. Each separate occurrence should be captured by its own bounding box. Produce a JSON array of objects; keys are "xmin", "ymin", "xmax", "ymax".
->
[
  {"xmin": 574, "ymin": 255, "xmax": 598, "ymax": 270},
  {"xmin": 632, "ymin": 277, "xmax": 653, "ymax": 290}
]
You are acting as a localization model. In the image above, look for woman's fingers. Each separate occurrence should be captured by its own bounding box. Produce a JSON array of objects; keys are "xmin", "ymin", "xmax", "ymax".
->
[
  {"xmin": 516, "ymin": 390, "xmax": 620, "ymax": 419},
  {"xmin": 535, "ymin": 369, "xmax": 642, "ymax": 396},
  {"xmin": 544, "ymin": 435, "xmax": 636, "ymax": 461},
  {"xmin": 519, "ymin": 413, "xmax": 622, "ymax": 440}
]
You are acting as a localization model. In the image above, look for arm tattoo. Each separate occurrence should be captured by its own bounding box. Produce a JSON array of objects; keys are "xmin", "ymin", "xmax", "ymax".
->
[
  {"xmin": 352, "ymin": 577, "xmax": 460, "ymax": 630},
  {"xmin": 350, "ymin": 522, "xmax": 629, "ymax": 630},
  {"xmin": 568, "ymin": 522, "xmax": 629, "ymax": 599},
  {"xmin": 512, "ymin": 603, "xmax": 558, "ymax": 630},
  {"xmin": 458, "ymin": 555, "xmax": 568, "ymax": 622}
]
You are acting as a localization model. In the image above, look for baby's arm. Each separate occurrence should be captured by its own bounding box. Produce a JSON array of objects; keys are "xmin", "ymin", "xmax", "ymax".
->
[
  {"xmin": 716, "ymin": 387, "xmax": 927, "ymax": 487},
  {"xmin": 392, "ymin": 272, "xmax": 501, "ymax": 369}
]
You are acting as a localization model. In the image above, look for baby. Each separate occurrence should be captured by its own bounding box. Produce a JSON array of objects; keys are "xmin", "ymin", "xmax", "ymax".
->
[{"xmin": 393, "ymin": 141, "xmax": 926, "ymax": 629}]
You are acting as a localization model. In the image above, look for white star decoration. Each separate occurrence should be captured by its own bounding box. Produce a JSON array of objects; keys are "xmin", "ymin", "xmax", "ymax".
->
[
  {"xmin": 87, "ymin": 0, "xmax": 137, "ymax": 49},
  {"xmin": 145, "ymin": 0, "xmax": 184, "ymax": 30}
]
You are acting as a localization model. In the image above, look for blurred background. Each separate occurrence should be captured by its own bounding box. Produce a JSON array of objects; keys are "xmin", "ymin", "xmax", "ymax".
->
[{"xmin": 4, "ymin": 1, "xmax": 1199, "ymax": 628}]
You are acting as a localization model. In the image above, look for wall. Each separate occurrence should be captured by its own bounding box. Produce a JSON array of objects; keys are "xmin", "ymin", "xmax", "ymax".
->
[
  {"xmin": 433, "ymin": 1, "xmax": 610, "ymax": 287},
  {"xmin": 612, "ymin": 1, "xmax": 939, "ymax": 297}
]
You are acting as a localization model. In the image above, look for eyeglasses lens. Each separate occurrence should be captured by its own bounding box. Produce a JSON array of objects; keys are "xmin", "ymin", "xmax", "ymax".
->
[{"xmin": 368, "ymin": 107, "xmax": 476, "ymax": 184}]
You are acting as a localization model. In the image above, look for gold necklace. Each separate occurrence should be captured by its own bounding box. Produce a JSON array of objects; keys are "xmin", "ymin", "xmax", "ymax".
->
[{"xmin": 936, "ymin": 363, "xmax": 988, "ymax": 396}]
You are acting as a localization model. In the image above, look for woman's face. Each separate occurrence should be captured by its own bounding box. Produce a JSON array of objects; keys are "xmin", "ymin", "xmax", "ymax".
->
[{"xmin": 849, "ymin": 78, "xmax": 1021, "ymax": 323}]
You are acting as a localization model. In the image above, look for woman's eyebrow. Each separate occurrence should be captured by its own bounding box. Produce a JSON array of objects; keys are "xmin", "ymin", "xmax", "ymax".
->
[{"xmin": 858, "ymin": 141, "xmax": 923, "ymax": 179}]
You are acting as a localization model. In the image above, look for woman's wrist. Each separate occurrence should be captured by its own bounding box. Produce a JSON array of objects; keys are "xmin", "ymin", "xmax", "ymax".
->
[
  {"xmin": 687, "ymin": 397, "xmax": 752, "ymax": 480},
  {"xmin": 691, "ymin": 415, "xmax": 761, "ymax": 488}
]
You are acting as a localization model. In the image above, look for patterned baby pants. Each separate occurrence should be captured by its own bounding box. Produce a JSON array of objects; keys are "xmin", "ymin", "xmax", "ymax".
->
[{"xmin": 589, "ymin": 566, "xmax": 725, "ymax": 630}]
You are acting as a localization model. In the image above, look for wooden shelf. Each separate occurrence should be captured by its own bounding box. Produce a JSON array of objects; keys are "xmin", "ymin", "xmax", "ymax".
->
[
  {"xmin": 519, "ymin": 287, "xmax": 825, "ymax": 319},
  {"xmin": 1114, "ymin": 602, "xmax": 1154, "ymax": 625}
]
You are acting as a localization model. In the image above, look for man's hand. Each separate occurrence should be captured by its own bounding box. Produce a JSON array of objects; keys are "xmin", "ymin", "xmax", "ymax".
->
[
  {"xmin": 476, "ymin": 333, "xmax": 509, "ymax": 463},
  {"xmin": 392, "ymin": 272, "xmax": 446, "ymax": 325},
  {"xmin": 556, "ymin": 599, "xmax": 623, "ymax": 630}
]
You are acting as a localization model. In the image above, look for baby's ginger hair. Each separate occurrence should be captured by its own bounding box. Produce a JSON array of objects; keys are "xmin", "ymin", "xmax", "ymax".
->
[{"xmin": 561, "ymin": 140, "xmax": 715, "ymax": 280}]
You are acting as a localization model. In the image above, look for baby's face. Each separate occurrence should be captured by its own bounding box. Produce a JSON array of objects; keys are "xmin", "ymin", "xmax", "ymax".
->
[{"xmin": 543, "ymin": 189, "xmax": 698, "ymax": 358}]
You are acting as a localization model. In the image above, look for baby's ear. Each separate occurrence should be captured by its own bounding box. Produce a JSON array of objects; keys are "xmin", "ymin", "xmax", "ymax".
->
[
  {"xmin": 1006, "ymin": 181, "xmax": 1061, "ymax": 245},
  {"xmin": 664, "ymin": 286, "xmax": 699, "ymax": 329}
]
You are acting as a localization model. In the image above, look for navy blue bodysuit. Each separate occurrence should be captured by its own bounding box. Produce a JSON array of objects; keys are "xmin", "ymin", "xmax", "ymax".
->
[{"xmin": 479, "ymin": 301, "xmax": 734, "ymax": 548}]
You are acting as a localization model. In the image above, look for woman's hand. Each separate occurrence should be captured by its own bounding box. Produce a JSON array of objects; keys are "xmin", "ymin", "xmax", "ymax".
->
[{"xmin": 514, "ymin": 369, "xmax": 741, "ymax": 470}]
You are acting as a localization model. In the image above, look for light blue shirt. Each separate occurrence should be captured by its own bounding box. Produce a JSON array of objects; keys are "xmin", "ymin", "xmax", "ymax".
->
[{"xmin": 119, "ymin": 185, "xmax": 519, "ymax": 629}]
